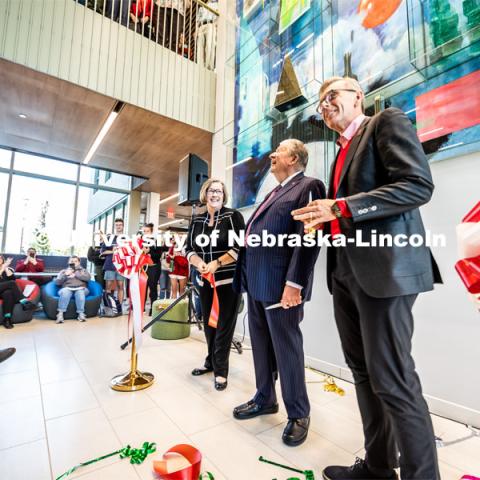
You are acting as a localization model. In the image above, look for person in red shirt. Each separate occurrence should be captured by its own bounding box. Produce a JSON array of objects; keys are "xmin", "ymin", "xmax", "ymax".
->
[
  {"xmin": 15, "ymin": 248, "xmax": 47, "ymax": 286},
  {"xmin": 166, "ymin": 240, "xmax": 188, "ymax": 298},
  {"xmin": 129, "ymin": 0, "xmax": 153, "ymax": 36}
]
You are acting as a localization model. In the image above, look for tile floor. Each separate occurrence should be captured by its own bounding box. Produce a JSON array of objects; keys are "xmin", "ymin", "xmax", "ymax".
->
[{"xmin": 0, "ymin": 316, "xmax": 479, "ymax": 480}]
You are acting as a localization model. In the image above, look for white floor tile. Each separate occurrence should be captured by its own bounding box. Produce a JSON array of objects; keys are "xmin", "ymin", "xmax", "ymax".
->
[
  {"xmin": 190, "ymin": 421, "xmax": 295, "ymax": 480},
  {"xmin": 0, "ymin": 395, "xmax": 45, "ymax": 450},
  {"xmin": 73, "ymin": 461, "xmax": 140, "ymax": 479},
  {"xmin": 42, "ymin": 377, "xmax": 99, "ymax": 419},
  {"xmin": 0, "ymin": 369, "xmax": 41, "ymax": 404},
  {"xmin": 38, "ymin": 355, "xmax": 84, "ymax": 384},
  {"xmin": 90, "ymin": 381, "xmax": 156, "ymax": 420},
  {"xmin": 148, "ymin": 385, "xmax": 230, "ymax": 435},
  {"xmin": 0, "ymin": 347, "xmax": 37, "ymax": 375},
  {"xmin": 0, "ymin": 439, "xmax": 51, "ymax": 480},
  {"xmin": 46, "ymin": 408, "xmax": 122, "ymax": 479}
]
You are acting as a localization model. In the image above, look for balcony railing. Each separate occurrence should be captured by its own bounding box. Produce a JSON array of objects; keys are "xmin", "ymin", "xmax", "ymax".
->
[{"xmin": 0, "ymin": 0, "xmax": 219, "ymax": 131}]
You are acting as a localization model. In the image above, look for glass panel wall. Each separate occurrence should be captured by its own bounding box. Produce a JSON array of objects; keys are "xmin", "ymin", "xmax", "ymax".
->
[{"xmin": 0, "ymin": 148, "xmax": 137, "ymax": 255}]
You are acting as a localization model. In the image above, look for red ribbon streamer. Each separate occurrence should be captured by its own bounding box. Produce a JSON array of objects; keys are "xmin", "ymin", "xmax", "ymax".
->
[
  {"xmin": 462, "ymin": 201, "xmax": 480, "ymax": 223},
  {"xmin": 455, "ymin": 256, "xmax": 480, "ymax": 294},
  {"xmin": 202, "ymin": 272, "xmax": 219, "ymax": 328},
  {"xmin": 153, "ymin": 444, "xmax": 201, "ymax": 480},
  {"xmin": 456, "ymin": 201, "xmax": 480, "ymax": 296}
]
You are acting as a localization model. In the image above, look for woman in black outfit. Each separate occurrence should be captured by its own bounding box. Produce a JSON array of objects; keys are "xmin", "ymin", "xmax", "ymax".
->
[
  {"xmin": 0, "ymin": 254, "xmax": 36, "ymax": 329},
  {"xmin": 186, "ymin": 178, "xmax": 245, "ymax": 391}
]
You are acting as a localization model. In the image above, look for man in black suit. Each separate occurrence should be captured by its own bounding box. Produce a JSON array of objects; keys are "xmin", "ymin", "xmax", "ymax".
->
[
  {"xmin": 233, "ymin": 139, "xmax": 326, "ymax": 446},
  {"xmin": 293, "ymin": 77, "xmax": 441, "ymax": 479}
]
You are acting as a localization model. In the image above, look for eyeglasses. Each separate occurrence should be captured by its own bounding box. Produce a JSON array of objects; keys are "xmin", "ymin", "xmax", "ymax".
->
[
  {"xmin": 317, "ymin": 88, "xmax": 358, "ymax": 114},
  {"xmin": 207, "ymin": 189, "xmax": 224, "ymax": 196}
]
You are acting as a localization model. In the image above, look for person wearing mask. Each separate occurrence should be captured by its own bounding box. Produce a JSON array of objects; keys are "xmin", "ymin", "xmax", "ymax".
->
[
  {"xmin": 0, "ymin": 254, "xmax": 36, "ymax": 329},
  {"xmin": 100, "ymin": 218, "xmax": 126, "ymax": 307},
  {"xmin": 55, "ymin": 256, "xmax": 91, "ymax": 323},
  {"xmin": 186, "ymin": 178, "xmax": 245, "ymax": 391},
  {"xmin": 15, "ymin": 247, "xmax": 47, "ymax": 286}
]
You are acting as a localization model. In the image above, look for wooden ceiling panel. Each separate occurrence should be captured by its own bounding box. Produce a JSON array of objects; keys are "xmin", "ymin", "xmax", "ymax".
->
[{"xmin": 0, "ymin": 58, "xmax": 213, "ymax": 206}]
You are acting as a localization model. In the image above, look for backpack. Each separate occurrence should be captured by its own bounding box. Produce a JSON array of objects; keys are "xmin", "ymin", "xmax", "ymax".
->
[{"xmin": 99, "ymin": 292, "xmax": 122, "ymax": 317}]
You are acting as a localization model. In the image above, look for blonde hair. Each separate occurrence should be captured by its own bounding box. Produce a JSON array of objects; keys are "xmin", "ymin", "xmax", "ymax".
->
[
  {"xmin": 199, "ymin": 178, "xmax": 229, "ymax": 205},
  {"xmin": 319, "ymin": 76, "xmax": 365, "ymax": 112}
]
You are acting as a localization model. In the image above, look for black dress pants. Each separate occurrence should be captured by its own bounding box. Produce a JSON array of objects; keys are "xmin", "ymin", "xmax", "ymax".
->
[
  {"xmin": 146, "ymin": 264, "xmax": 161, "ymax": 307},
  {"xmin": 0, "ymin": 280, "xmax": 24, "ymax": 316},
  {"xmin": 152, "ymin": 6, "xmax": 184, "ymax": 52},
  {"xmin": 332, "ymin": 248, "xmax": 439, "ymax": 480},
  {"xmin": 199, "ymin": 282, "xmax": 240, "ymax": 378}
]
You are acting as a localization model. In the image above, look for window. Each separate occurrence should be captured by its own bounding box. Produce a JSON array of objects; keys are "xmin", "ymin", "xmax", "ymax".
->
[
  {"xmin": 73, "ymin": 187, "xmax": 96, "ymax": 257},
  {"xmin": 14, "ymin": 152, "xmax": 78, "ymax": 181},
  {"xmin": 0, "ymin": 173, "xmax": 9, "ymax": 249},
  {"xmin": 106, "ymin": 211, "xmax": 113, "ymax": 233},
  {"xmin": 5, "ymin": 176, "xmax": 75, "ymax": 254},
  {"xmin": 0, "ymin": 148, "xmax": 12, "ymax": 169},
  {"xmin": 80, "ymin": 165, "xmax": 131, "ymax": 190}
]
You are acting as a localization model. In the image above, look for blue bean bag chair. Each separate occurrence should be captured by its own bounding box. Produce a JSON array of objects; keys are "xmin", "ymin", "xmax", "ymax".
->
[{"xmin": 41, "ymin": 280, "xmax": 103, "ymax": 320}]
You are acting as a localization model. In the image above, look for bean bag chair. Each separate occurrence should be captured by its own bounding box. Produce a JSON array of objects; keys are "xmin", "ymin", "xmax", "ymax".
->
[
  {"xmin": 151, "ymin": 298, "xmax": 190, "ymax": 340},
  {"xmin": 41, "ymin": 280, "xmax": 103, "ymax": 320},
  {"xmin": 0, "ymin": 279, "xmax": 40, "ymax": 325}
]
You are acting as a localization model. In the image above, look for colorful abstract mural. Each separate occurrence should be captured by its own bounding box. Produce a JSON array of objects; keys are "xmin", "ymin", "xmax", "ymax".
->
[{"xmin": 231, "ymin": 0, "xmax": 480, "ymax": 209}]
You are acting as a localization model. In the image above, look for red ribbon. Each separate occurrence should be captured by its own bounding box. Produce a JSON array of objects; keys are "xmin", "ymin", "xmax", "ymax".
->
[
  {"xmin": 455, "ymin": 256, "xmax": 480, "ymax": 294},
  {"xmin": 460, "ymin": 476, "xmax": 480, "ymax": 480},
  {"xmin": 456, "ymin": 201, "xmax": 480, "ymax": 296},
  {"xmin": 153, "ymin": 444, "xmax": 201, "ymax": 480},
  {"xmin": 202, "ymin": 272, "xmax": 219, "ymax": 328}
]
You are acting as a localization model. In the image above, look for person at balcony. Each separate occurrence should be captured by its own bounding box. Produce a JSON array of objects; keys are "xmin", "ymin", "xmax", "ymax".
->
[
  {"xmin": 151, "ymin": 0, "xmax": 185, "ymax": 52},
  {"xmin": 15, "ymin": 247, "xmax": 48, "ymax": 286},
  {"xmin": 100, "ymin": 218, "xmax": 126, "ymax": 307},
  {"xmin": 195, "ymin": 0, "xmax": 218, "ymax": 70},
  {"xmin": 186, "ymin": 178, "xmax": 245, "ymax": 391},
  {"xmin": 55, "ymin": 256, "xmax": 91, "ymax": 323},
  {"xmin": 0, "ymin": 254, "xmax": 37, "ymax": 329},
  {"xmin": 166, "ymin": 240, "xmax": 188, "ymax": 298},
  {"xmin": 129, "ymin": 0, "xmax": 153, "ymax": 37},
  {"xmin": 105, "ymin": 0, "xmax": 130, "ymax": 28}
]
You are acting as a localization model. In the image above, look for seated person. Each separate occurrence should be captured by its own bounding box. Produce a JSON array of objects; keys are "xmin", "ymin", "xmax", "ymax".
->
[
  {"xmin": 15, "ymin": 247, "xmax": 48, "ymax": 285},
  {"xmin": 55, "ymin": 256, "xmax": 91, "ymax": 324},
  {"xmin": 0, "ymin": 254, "xmax": 36, "ymax": 329},
  {"xmin": 130, "ymin": 0, "xmax": 153, "ymax": 36}
]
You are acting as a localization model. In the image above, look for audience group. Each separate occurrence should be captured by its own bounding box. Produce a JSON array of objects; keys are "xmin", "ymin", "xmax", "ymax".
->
[
  {"xmin": 77, "ymin": 0, "xmax": 218, "ymax": 70},
  {"xmin": 0, "ymin": 218, "xmax": 189, "ymax": 328}
]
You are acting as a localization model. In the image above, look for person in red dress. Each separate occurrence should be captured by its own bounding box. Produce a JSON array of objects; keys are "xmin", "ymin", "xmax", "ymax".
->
[{"xmin": 166, "ymin": 240, "xmax": 188, "ymax": 298}]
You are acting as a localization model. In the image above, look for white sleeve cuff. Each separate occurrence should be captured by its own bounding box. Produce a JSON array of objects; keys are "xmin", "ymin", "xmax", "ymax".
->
[
  {"xmin": 286, "ymin": 281, "xmax": 303, "ymax": 290},
  {"xmin": 227, "ymin": 249, "xmax": 238, "ymax": 261}
]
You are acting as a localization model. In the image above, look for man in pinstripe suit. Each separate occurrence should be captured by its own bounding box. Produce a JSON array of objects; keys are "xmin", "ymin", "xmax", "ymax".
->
[{"xmin": 232, "ymin": 139, "xmax": 326, "ymax": 446}]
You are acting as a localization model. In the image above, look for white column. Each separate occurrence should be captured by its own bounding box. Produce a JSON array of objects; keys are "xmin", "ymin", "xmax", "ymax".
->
[{"xmin": 146, "ymin": 192, "xmax": 160, "ymax": 228}]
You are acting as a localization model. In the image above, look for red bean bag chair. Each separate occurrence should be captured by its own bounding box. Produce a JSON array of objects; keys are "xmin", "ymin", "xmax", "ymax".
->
[{"xmin": 0, "ymin": 279, "xmax": 41, "ymax": 325}]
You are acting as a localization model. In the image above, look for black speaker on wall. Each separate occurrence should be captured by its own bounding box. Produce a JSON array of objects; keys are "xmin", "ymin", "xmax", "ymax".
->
[{"xmin": 178, "ymin": 153, "xmax": 209, "ymax": 206}]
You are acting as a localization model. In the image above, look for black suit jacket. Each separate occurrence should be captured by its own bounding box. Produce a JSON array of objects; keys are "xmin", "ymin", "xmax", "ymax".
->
[
  {"xmin": 327, "ymin": 108, "xmax": 442, "ymax": 298},
  {"xmin": 234, "ymin": 173, "xmax": 326, "ymax": 302}
]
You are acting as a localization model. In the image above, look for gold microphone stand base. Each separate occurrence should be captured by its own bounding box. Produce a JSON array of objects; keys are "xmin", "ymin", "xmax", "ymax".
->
[{"xmin": 110, "ymin": 336, "xmax": 154, "ymax": 392}]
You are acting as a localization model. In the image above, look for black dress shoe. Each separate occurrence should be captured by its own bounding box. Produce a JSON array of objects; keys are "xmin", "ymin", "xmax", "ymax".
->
[
  {"xmin": 0, "ymin": 347, "xmax": 16, "ymax": 363},
  {"xmin": 214, "ymin": 379, "xmax": 228, "ymax": 391},
  {"xmin": 233, "ymin": 400, "xmax": 279, "ymax": 420},
  {"xmin": 323, "ymin": 458, "xmax": 398, "ymax": 480},
  {"xmin": 3, "ymin": 319, "xmax": 14, "ymax": 329},
  {"xmin": 282, "ymin": 416, "xmax": 310, "ymax": 446},
  {"xmin": 191, "ymin": 367, "xmax": 213, "ymax": 376}
]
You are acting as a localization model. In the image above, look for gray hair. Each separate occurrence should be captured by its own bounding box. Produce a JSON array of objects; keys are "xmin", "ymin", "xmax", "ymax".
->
[{"xmin": 281, "ymin": 139, "xmax": 308, "ymax": 170}]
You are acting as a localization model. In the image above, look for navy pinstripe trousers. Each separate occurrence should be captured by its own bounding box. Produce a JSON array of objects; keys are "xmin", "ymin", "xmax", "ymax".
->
[{"xmin": 248, "ymin": 295, "xmax": 310, "ymax": 419}]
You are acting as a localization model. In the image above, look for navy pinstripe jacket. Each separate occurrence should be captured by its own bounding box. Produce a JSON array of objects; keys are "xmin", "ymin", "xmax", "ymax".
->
[{"xmin": 233, "ymin": 173, "xmax": 326, "ymax": 302}]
